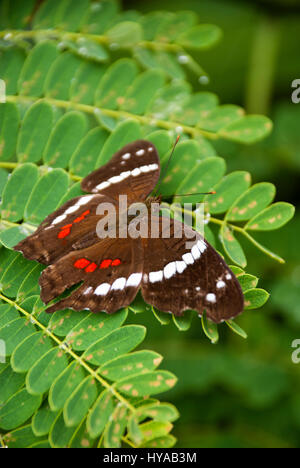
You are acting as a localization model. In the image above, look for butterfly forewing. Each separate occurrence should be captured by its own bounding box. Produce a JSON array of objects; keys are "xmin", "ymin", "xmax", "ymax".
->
[
  {"xmin": 141, "ymin": 217, "xmax": 244, "ymax": 323},
  {"xmin": 14, "ymin": 194, "xmax": 117, "ymax": 265},
  {"xmin": 81, "ymin": 140, "xmax": 160, "ymax": 204}
]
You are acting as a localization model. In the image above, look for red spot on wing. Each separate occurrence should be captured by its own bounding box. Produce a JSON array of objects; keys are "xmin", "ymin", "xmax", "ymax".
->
[
  {"xmin": 74, "ymin": 258, "xmax": 90, "ymax": 269},
  {"xmin": 74, "ymin": 210, "xmax": 90, "ymax": 223},
  {"xmin": 100, "ymin": 259, "xmax": 112, "ymax": 269},
  {"xmin": 58, "ymin": 228, "xmax": 71, "ymax": 239},
  {"xmin": 85, "ymin": 262, "xmax": 97, "ymax": 273},
  {"xmin": 111, "ymin": 258, "xmax": 121, "ymax": 266}
]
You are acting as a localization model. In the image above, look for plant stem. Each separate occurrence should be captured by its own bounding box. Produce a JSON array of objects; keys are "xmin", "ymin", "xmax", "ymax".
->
[
  {"xmin": 5, "ymin": 94, "xmax": 217, "ymax": 140},
  {"xmin": 0, "ymin": 292, "xmax": 136, "ymax": 414}
]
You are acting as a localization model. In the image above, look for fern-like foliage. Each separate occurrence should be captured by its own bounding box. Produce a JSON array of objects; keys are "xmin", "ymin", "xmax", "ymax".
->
[{"xmin": 0, "ymin": 0, "xmax": 295, "ymax": 448}]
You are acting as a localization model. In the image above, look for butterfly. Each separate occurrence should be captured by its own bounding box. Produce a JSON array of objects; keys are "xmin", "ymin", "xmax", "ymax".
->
[{"xmin": 14, "ymin": 140, "xmax": 244, "ymax": 323}]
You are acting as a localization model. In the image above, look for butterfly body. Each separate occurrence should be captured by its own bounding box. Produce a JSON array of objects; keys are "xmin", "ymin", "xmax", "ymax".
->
[{"xmin": 14, "ymin": 140, "xmax": 244, "ymax": 323}]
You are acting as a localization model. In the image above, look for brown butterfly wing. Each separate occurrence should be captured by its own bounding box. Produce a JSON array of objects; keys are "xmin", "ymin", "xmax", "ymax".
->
[
  {"xmin": 40, "ymin": 236, "xmax": 144, "ymax": 314},
  {"xmin": 14, "ymin": 194, "xmax": 116, "ymax": 265},
  {"xmin": 141, "ymin": 217, "xmax": 244, "ymax": 323},
  {"xmin": 81, "ymin": 140, "xmax": 160, "ymax": 204}
]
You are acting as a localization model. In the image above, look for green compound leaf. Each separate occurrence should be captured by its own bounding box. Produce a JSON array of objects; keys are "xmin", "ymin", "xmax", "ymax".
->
[
  {"xmin": 96, "ymin": 119, "xmax": 142, "ymax": 165},
  {"xmin": 32, "ymin": 404, "xmax": 59, "ymax": 437},
  {"xmin": 116, "ymin": 370, "xmax": 177, "ymax": 397},
  {"xmin": 43, "ymin": 111, "xmax": 87, "ymax": 168},
  {"xmin": 82, "ymin": 325, "xmax": 146, "ymax": 366},
  {"xmin": 17, "ymin": 100, "xmax": 54, "ymax": 163},
  {"xmin": 65, "ymin": 308, "xmax": 127, "ymax": 351},
  {"xmin": 0, "ymin": 388, "xmax": 42, "ymax": 430},
  {"xmin": 245, "ymin": 202, "xmax": 295, "ymax": 231},
  {"xmin": 104, "ymin": 404, "xmax": 128, "ymax": 448},
  {"xmin": 197, "ymin": 105, "xmax": 244, "ymax": 132},
  {"xmin": 0, "ymin": 364, "xmax": 25, "ymax": 406},
  {"xmin": 137, "ymin": 402, "xmax": 179, "ymax": 423},
  {"xmin": 106, "ymin": 21, "xmax": 143, "ymax": 48},
  {"xmin": 205, "ymin": 171, "xmax": 251, "ymax": 214},
  {"xmin": 24, "ymin": 168, "xmax": 69, "ymax": 225},
  {"xmin": 18, "ymin": 41, "xmax": 59, "ymax": 97},
  {"xmin": 0, "ymin": 225, "xmax": 30, "ymax": 250},
  {"xmin": 0, "ymin": 48, "xmax": 26, "ymax": 95},
  {"xmin": 201, "ymin": 310, "xmax": 219, "ymax": 344},
  {"xmin": 26, "ymin": 347, "xmax": 69, "ymax": 395},
  {"xmin": 139, "ymin": 434, "xmax": 176, "ymax": 448},
  {"xmin": 225, "ymin": 320, "xmax": 248, "ymax": 339},
  {"xmin": 99, "ymin": 350, "xmax": 163, "ymax": 381},
  {"xmin": 172, "ymin": 311, "xmax": 193, "ymax": 331},
  {"xmin": 49, "ymin": 362, "xmax": 86, "ymax": 411},
  {"xmin": 49, "ymin": 411, "xmax": 78, "ymax": 448},
  {"xmin": 0, "ymin": 102, "xmax": 20, "ymax": 162},
  {"xmin": 69, "ymin": 127, "xmax": 109, "ymax": 177},
  {"xmin": 70, "ymin": 61, "xmax": 107, "ymax": 105},
  {"xmin": 244, "ymin": 288, "xmax": 270, "ymax": 309},
  {"xmin": 0, "ymin": 317, "xmax": 36, "ymax": 356},
  {"xmin": 219, "ymin": 115, "xmax": 273, "ymax": 144},
  {"xmin": 81, "ymin": 0, "xmax": 118, "ymax": 35},
  {"xmin": 172, "ymin": 92, "xmax": 218, "ymax": 126},
  {"xmin": 238, "ymin": 274, "xmax": 259, "ymax": 292},
  {"xmin": 176, "ymin": 156, "xmax": 226, "ymax": 203},
  {"xmin": 1, "ymin": 163, "xmax": 38, "ymax": 221},
  {"xmin": 2, "ymin": 424, "xmax": 45, "ymax": 448},
  {"xmin": 139, "ymin": 420, "xmax": 173, "ymax": 444},
  {"xmin": 11, "ymin": 332, "xmax": 52, "ymax": 373},
  {"xmin": 44, "ymin": 51, "xmax": 82, "ymax": 100},
  {"xmin": 160, "ymin": 140, "xmax": 204, "ymax": 196},
  {"xmin": 87, "ymin": 389, "xmax": 115, "ymax": 438},
  {"xmin": 178, "ymin": 24, "xmax": 222, "ymax": 49},
  {"xmin": 95, "ymin": 58, "xmax": 138, "ymax": 109},
  {"xmin": 227, "ymin": 182, "xmax": 276, "ymax": 222},
  {"xmin": 62, "ymin": 38, "xmax": 109, "ymax": 63},
  {"xmin": 120, "ymin": 70, "xmax": 166, "ymax": 115},
  {"xmin": 220, "ymin": 224, "xmax": 247, "ymax": 268},
  {"xmin": 64, "ymin": 376, "xmax": 98, "ymax": 427}
]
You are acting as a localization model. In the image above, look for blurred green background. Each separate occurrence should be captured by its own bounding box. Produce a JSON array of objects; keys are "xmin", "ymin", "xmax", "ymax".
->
[{"xmin": 124, "ymin": 0, "xmax": 300, "ymax": 448}]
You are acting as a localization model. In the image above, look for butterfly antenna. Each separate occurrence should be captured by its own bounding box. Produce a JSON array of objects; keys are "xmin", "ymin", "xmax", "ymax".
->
[{"xmin": 154, "ymin": 135, "xmax": 180, "ymax": 196}]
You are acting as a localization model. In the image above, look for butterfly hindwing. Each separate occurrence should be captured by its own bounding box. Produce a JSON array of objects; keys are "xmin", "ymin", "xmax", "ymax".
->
[
  {"xmin": 40, "ymin": 236, "xmax": 144, "ymax": 314},
  {"xmin": 141, "ymin": 217, "xmax": 244, "ymax": 323},
  {"xmin": 81, "ymin": 140, "xmax": 160, "ymax": 204}
]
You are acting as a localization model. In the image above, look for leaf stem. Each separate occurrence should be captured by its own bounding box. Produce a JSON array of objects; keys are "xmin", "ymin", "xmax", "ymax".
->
[
  {"xmin": 0, "ymin": 292, "xmax": 136, "ymax": 413},
  {"xmin": 5, "ymin": 94, "xmax": 217, "ymax": 140}
]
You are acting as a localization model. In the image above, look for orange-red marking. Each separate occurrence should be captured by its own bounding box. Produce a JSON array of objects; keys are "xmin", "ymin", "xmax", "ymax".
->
[
  {"xmin": 57, "ymin": 210, "xmax": 91, "ymax": 239},
  {"xmin": 73, "ymin": 257, "xmax": 122, "ymax": 272},
  {"xmin": 111, "ymin": 258, "xmax": 121, "ymax": 266},
  {"xmin": 74, "ymin": 258, "xmax": 90, "ymax": 269},
  {"xmin": 100, "ymin": 259, "xmax": 112, "ymax": 269},
  {"xmin": 85, "ymin": 262, "xmax": 97, "ymax": 273},
  {"xmin": 58, "ymin": 228, "xmax": 71, "ymax": 239}
]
